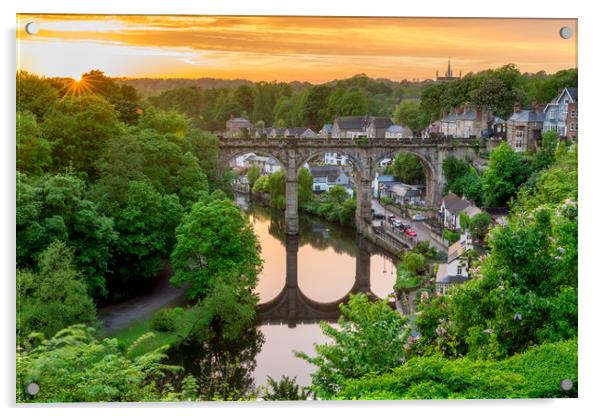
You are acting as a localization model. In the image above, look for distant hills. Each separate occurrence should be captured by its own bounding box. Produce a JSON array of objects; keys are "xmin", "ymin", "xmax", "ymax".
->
[{"xmin": 115, "ymin": 77, "xmax": 313, "ymax": 98}]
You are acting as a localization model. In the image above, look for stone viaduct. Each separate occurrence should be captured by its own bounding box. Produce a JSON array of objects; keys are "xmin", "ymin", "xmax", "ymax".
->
[{"xmin": 219, "ymin": 137, "xmax": 479, "ymax": 236}]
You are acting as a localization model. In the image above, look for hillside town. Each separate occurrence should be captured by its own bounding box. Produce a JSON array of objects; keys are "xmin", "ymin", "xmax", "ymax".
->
[{"xmin": 227, "ymin": 77, "xmax": 578, "ymax": 296}]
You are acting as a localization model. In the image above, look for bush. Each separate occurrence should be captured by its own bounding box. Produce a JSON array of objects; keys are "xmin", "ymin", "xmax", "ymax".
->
[
  {"xmin": 152, "ymin": 307, "xmax": 183, "ymax": 332},
  {"xmin": 380, "ymin": 196, "xmax": 395, "ymax": 206},
  {"xmin": 443, "ymin": 229, "xmax": 460, "ymax": 244}
]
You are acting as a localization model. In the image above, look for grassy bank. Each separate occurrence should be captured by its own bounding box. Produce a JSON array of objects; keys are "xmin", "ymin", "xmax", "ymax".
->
[{"xmin": 109, "ymin": 305, "xmax": 200, "ymax": 356}]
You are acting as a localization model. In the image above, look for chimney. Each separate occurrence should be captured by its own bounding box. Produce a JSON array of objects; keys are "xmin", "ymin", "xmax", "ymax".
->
[
  {"xmin": 513, "ymin": 102, "xmax": 521, "ymax": 114},
  {"xmin": 531, "ymin": 100, "xmax": 538, "ymax": 111}
]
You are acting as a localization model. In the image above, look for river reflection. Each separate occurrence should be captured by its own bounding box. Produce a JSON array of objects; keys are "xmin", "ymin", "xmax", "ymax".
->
[
  {"xmin": 239, "ymin": 196, "xmax": 398, "ymax": 387},
  {"xmin": 172, "ymin": 195, "xmax": 398, "ymax": 390}
]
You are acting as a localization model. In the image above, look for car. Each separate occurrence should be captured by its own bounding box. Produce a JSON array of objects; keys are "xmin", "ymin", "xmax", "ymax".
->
[
  {"xmin": 412, "ymin": 213, "xmax": 427, "ymax": 221},
  {"xmin": 404, "ymin": 228, "xmax": 417, "ymax": 237},
  {"xmin": 392, "ymin": 219, "xmax": 403, "ymax": 228},
  {"xmin": 373, "ymin": 212, "xmax": 385, "ymax": 220},
  {"xmin": 400, "ymin": 222, "xmax": 411, "ymax": 230},
  {"xmin": 387, "ymin": 215, "xmax": 396, "ymax": 224}
]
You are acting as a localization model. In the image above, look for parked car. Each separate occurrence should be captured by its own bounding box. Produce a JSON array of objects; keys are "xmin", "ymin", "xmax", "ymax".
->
[
  {"xmin": 392, "ymin": 219, "xmax": 403, "ymax": 228},
  {"xmin": 404, "ymin": 228, "xmax": 417, "ymax": 237},
  {"xmin": 387, "ymin": 215, "xmax": 396, "ymax": 224},
  {"xmin": 373, "ymin": 212, "xmax": 385, "ymax": 220},
  {"xmin": 412, "ymin": 213, "xmax": 427, "ymax": 221},
  {"xmin": 400, "ymin": 222, "xmax": 411, "ymax": 230}
]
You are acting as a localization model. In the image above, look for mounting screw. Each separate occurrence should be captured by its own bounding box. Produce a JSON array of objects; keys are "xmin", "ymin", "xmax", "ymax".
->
[
  {"xmin": 559, "ymin": 27, "xmax": 573, "ymax": 40},
  {"xmin": 26, "ymin": 383, "xmax": 39, "ymax": 396},
  {"xmin": 560, "ymin": 379, "xmax": 573, "ymax": 391},
  {"xmin": 25, "ymin": 22, "xmax": 39, "ymax": 35}
]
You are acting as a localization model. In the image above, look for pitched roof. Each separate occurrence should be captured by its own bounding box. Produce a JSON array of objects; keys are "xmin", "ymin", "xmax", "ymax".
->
[
  {"xmin": 566, "ymin": 87, "xmax": 578, "ymax": 102},
  {"xmin": 369, "ymin": 116, "xmax": 393, "ymax": 129},
  {"xmin": 442, "ymin": 193, "xmax": 471, "ymax": 214},
  {"xmin": 387, "ymin": 125, "xmax": 407, "ymax": 133},
  {"xmin": 309, "ymin": 165, "xmax": 346, "ymax": 183},
  {"xmin": 436, "ymin": 264, "xmax": 471, "ymax": 284},
  {"xmin": 321, "ymin": 124, "xmax": 333, "ymax": 133},
  {"xmin": 335, "ymin": 116, "xmax": 368, "ymax": 130},
  {"xmin": 375, "ymin": 174, "xmax": 397, "ymax": 183},
  {"xmin": 508, "ymin": 109, "xmax": 545, "ymax": 123}
]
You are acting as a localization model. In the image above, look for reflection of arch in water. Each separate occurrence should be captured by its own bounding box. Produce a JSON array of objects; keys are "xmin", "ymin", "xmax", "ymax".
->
[{"xmin": 257, "ymin": 234, "xmax": 395, "ymax": 327}]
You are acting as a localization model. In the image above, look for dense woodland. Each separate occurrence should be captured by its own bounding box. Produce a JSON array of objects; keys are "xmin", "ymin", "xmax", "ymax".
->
[{"xmin": 16, "ymin": 67, "xmax": 577, "ymax": 401}]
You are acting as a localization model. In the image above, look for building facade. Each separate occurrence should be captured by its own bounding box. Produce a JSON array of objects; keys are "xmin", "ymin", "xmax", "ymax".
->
[
  {"xmin": 507, "ymin": 103, "xmax": 545, "ymax": 152},
  {"xmin": 543, "ymin": 87, "xmax": 578, "ymax": 139}
]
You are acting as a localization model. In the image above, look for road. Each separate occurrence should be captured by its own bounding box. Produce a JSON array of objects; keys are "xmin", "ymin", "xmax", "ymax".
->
[{"xmin": 371, "ymin": 199, "xmax": 447, "ymax": 253}]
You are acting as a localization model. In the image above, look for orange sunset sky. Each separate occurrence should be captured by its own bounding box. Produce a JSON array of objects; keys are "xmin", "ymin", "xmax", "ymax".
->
[{"xmin": 16, "ymin": 15, "xmax": 577, "ymax": 82}]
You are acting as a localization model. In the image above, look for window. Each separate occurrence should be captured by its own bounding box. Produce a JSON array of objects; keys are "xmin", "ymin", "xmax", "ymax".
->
[
  {"xmin": 549, "ymin": 109, "xmax": 556, "ymax": 119},
  {"xmin": 570, "ymin": 122, "xmax": 575, "ymax": 131},
  {"xmin": 457, "ymin": 265, "xmax": 463, "ymax": 275},
  {"xmin": 570, "ymin": 111, "xmax": 576, "ymax": 118},
  {"xmin": 516, "ymin": 130, "xmax": 524, "ymax": 138}
]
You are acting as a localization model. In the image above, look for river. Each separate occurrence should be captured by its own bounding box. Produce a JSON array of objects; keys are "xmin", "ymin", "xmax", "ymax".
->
[{"xmin": 99, "ymin": 194, "xmax": 399, "ymax": 393}]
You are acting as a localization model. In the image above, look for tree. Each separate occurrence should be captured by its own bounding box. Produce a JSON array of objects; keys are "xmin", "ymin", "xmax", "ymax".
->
[
  {"xmin": 16, "ymin": 111, "xmax": 52, "ymax": 175},
  {"xmin": 442, "ymin": 156, "xmax": 473, "ymax": 193},
  {"xmin": 403, "ymin": 252, "xmax": 427, "ymax": 275},
  {"xmin": 17, "ymin": 325, "xmax": 180, "ymax": 402},
  {"xmin": 448, "ymin": 172, "xmax": 483, "ymax": 206},
  {"xmin": 336, "ymin": 339, "xmax": 577, "ymax": 399},
  {"xmin": 170, "ymin": 196, "xmax": 263, "ymax": 300},
  {"xmin": 16, "ymin": 71, "xmax": 59, "ymax": 119},
  {"xmin": 393, "ymin": 100, "xmax": 427, "ymax": 133},
  {"xmin": 297, "ymin": 167, "xmax": 314, "ymax": 204},
  {"xmin": 17, "ymin": 173, "xmax": 117, "ymax": 297},
  {"xmin": 112, "ymin": 181, "xmax": 184, "ymax": 283},
  {"xmin": 180, "ymin": 129, "xmax": 225, "ymax": 192},
  {"xmin": 296, "ymin": 294, "xmax": 409, "ymax": 398},
  {"xmin": 469, "ymin": 212, "xmax": 492, "ymax": 241},
  {"xmin": 246, "ymin": 166, "xmax": 261, "ymax": 191},
  {"xmin": 300, "ymin": 85, "xmax": 332, "ymax": 131},
  {"xmin": 43, "ymin": 94, "xmax": 122, "ymax": 178},
  {"xmin": 482, "ymin": 142, "xmax": 529, "ymax": 207},
  {"xmin": 138, "ymin": 106, "xmax": 190, "ymax": 139},
  {"xmin": 263, "ymin": 376, "xmax": 309, "ymax": 400},
  {"xmin": 386, "ymin": 153, "xmax": 426, "ymax": 185},
  {"xmin": 17, "ymin": 242, "xmax": 97, "ymax": 340}
]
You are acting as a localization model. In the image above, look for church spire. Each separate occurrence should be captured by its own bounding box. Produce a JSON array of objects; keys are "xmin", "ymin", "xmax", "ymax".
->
[{"xmin": 447, "ymin": 57, "xmax": 452, "ymax": 78}]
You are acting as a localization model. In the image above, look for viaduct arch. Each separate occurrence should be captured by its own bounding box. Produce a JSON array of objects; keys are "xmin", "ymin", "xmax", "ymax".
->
[{"xmin": 219, "ymin": 137, "xmax": 479, "ymax": 236}]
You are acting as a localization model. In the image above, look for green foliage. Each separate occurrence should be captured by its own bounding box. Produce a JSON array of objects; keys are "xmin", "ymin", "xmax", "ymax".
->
[
  {"xmin": 17, "ymin": 325, "xmax": 181, "ymax": 402},
  {"xmin": 17, "ymin": 242, "xmax": 97, "ymax": 340},
  {"xmin": 179, "ymin": 129, "xmax": 226, "ymax": 192},
  {"xmin": 403, "ymin": 253, "xmax": 427, "ymax": 275},
  {"xmin": 469, "ymin": 212, "xmax": 492, "ymax": 241},
  {"xmin": 16, "ymin": 111, "xmax": 53, "ymax": 175},
  {"xmin": 385, "ymin": 153, "xmax": 426, "ymax": 185},
  {"xmin": 482, "ymin": 142, "xmax": 530, "ymax": 207},
  {"xmin": 442, "ymin": 156, "xmax": 483, "ymax": 204},
  {"xmin": 246, "ymin": 165, "xmax": 261, "ymax": 190},
  {"xmin": 17, "ymin": 71, "xmax": 59, "ymax": 119},
  {"xmin": 91, "ymin": 129, "xmax": 208, "ymax": 211},
  {"xmin": 415, "ymin": 196, "xmax": 577, "ymax": 359},
  {"xmin": 296, "ymin": 294, "xmax": 409, "ymax": 398},
  {"xmin": 336, "ymin": 339, "xmax": 577, "ymax": 399},
  {"xmin": 252, "ymin": 174, "xmax": 269, "ymax": 193},
  {"xmin": 393, "ymin": 100, "xmax": 428, "ymax": 132},
  {"xmin": 152, "ymin": 307, "xmax": 184, "ymax": 332},
  {"xmin": 297, "ymin": 167, "xmax": 314, "ymax": 203},
  {"xmin": 43, "ymin": 94, "xmax": 122, "ymax": 178},
  {"xmin": 139, "ymin": 106, "xmax": 190, "ymax": 138},
  {"xmin": 263, "ymin": 376, "xmax": 309, "ymax": 400},
  {"xmin": 443, "ymin": 229, "xmax": 460, "ymax": 243},
  {"xmin": 112, "ymin": 180, "xmax": 184, "ymax": 282},
  {"xmin": 170, "ymin": 197, "xmax": 263, "ymax": 300},
  {"xmin": 17, "ymin": 173, "xmax": 117, "ymax": 297},
  {"xmin": 379, "ymin": 196, "xmax": 395, "ymax": 206},
  {"xmin": 302, "ymin": 185, "xmax": 356, "ymax": 227}
]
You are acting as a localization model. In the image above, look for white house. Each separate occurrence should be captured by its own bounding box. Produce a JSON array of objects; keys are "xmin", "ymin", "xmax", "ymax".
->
[
  {"xmin": 439, "ymin": 193, "xmax": 482, "ymax": 231},
  {"xmin": 244, "ymin": 154, "xmax": 282, "ymax": 174},
  {"xmin": 310, "ymin": 166, "xmax": 351, "ymax": 193},
  {"xmin": 324, "ymin": 152, "xmax": 349, "ymax": 166},
  {"xmin": 385, "ymin": 124, "xmax": 413, "ymax": 139},
  {"xmin": 372, "ymin": 174, "xmax": 397, "ymax": 198},
  {"xmin": 381, "ymin": 182, "xmax": 423, "ymax": 205},
  {"xmin": 436, "ymin": 233, "xmax": 474, "ymax": 295}
]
